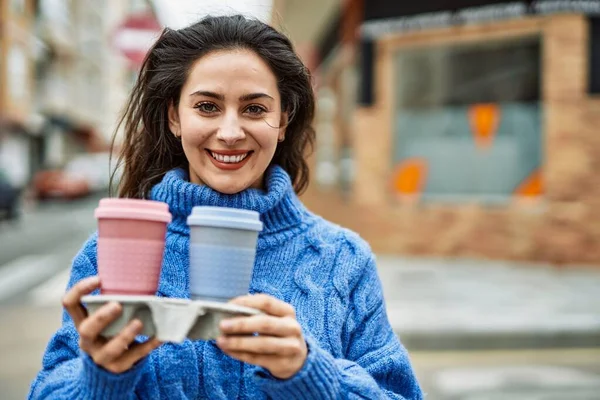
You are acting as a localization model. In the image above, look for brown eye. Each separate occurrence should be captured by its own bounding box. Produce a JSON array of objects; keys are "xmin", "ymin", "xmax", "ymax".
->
[
  {"xmin": 195, "ymin": 102, "xmax": 219, "ymax": 113},
  {"xmin": 245, "ymin": 105, "xmax": 267, "ymax": 116}
]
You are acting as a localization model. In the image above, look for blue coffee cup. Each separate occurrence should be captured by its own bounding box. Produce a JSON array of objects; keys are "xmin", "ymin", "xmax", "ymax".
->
[{"xmin": 187, "ymin": 207, "xmax": 263, "ymax": 302}]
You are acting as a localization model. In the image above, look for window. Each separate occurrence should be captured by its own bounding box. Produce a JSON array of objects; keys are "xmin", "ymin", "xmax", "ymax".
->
[
  {"xmin": 337, "ymin": 63, "xmax": 358, "ymax": 196},
  {"xmin": 392, "ymin": 37, "xmax": 542, "ymax": 203},
  {"xmin": 7, "ymin": 44, "xmax": 29, "ymax": 104},
  {"xmin": 10, "ymin": 0, "xmax": 26, "ymax": 15},
  {"xmin": 78, "ymin": 9, "xmax": 104, "ymax": 59},
  {"xmin": 129, "ymin": 0, "xmax": 152, "ymax": 14},
  {"xmin": 39, "ymin": 0, "xmax": 71, "ymax": 29},
  {"xmin": 315, "ymin": 87, "xmax": 338, "ymax": 188},
  {"xmin": 590, "ymin": 17, "xmax": 600, "ymax": 94}
]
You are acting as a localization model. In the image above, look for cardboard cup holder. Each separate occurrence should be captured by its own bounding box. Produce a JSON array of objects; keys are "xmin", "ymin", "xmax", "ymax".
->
[{"xmin": 82, "ymin": 295, "xmax": 261, "ymax": 343}]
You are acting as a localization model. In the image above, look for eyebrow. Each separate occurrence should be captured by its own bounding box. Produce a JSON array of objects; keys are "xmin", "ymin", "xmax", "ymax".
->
[
  {"xmin": 189, "ymin": 90, "xmax": 273, "ymax": 102},
  {"xmin": 240, "ymin": 93, "xmax": 274, "ymax": 101}
]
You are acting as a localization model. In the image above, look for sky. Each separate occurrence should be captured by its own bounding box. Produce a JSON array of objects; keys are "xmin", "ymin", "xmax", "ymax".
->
[{"xmin": 151, "ymin": 0, "xmax": 274, "ymax": 29}]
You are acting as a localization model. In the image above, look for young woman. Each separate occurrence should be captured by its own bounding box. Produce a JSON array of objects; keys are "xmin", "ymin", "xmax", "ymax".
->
[{"xmin": 29, "ymin": 15, "xmax": 423, "ymax": 399}]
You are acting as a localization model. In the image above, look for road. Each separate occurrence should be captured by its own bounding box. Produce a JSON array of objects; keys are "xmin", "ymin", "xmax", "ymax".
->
[
  {"xmin": 0, "ymin": 196, "xmax": 98, "ymax": 399},
  {"xmin": 0, "ymin": 198, "xmax": 599, "ymax": 399},
  {"xmin": 412, "ymin": 348, "xmax": 600, "ymax": 399}
]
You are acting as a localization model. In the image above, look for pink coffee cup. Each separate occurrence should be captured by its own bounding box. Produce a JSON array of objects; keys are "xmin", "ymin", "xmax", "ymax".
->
[{"xmin": 94, "ymin": 198, "xmax": 172, "ymax": 295}]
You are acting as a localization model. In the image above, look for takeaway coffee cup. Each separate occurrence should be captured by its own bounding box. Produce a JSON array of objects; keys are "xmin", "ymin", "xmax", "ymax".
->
[
  {"xmin": 94, "ymin": 199, "xmax": 172, "ymax": 295},
  {"xmin": 187, "ymin": 207, "xmax": 263, "ymax": 302}
]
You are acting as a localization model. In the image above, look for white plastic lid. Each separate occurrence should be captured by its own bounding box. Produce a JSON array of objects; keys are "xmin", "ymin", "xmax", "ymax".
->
[{"xmin": 187, "ymin": 206, "xmax": 263, "ymax": 231}]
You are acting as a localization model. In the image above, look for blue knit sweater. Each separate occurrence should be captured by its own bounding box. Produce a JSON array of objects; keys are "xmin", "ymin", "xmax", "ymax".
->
[{"xmin": 29, "ymin": 166, "xmax": 423, "ymax": 399}]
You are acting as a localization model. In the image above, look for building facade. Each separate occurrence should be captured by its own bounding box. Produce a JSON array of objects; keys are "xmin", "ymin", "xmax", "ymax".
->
[
  {"xmin": 0, "ymin": 0, "xmax": 156, "ymax": 190},
  {"xmin": 284, "ymin": 0, "xmax": 600, "ymax": 264}
]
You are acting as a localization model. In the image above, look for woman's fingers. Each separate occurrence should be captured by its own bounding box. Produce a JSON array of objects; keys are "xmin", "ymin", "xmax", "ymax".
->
[
  {"xmin": 222, "ymin": 294, "xmax": 308, "ymax": 379},
  {"xmin": 62, "ymin": 276, "xmax": 100, "ymax": 327},
  {"xmin": 65, "ymin": 281, "xmax": 163, "ymax": 374},
  {"xmin": 217, "ymin": 335, "xmax": 304, "ymax": 356},
  {"xmin": 82, "ymin": 316, "xmax": 162, "ymax": 374},
  {"xmin": 220, "ymin": 315, "xmax": 301, "ymax": 337},
  {"xmin": 229, "ymin": 294, "xmax": 295, "ymax": 318},
  {"xmin": 78, "ymin": 302, "xmax": 122, "ymax": 347},
  {"xmin": 92, "ymin": 319, "xmax": 143, "ymax": 366}
]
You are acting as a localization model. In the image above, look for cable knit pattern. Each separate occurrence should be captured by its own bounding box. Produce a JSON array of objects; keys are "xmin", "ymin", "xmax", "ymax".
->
[{"xmin": 28, "ymin": 165, "xmax": 423, "ymax": 400}]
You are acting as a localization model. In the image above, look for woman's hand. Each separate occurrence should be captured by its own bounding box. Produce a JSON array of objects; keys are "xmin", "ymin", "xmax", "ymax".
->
[
  {"xmin": 62, "ymin": 276, "xmax": 162, "ymax": 374},
  {"xmin": 217, "ymin": 294, "xmax": 308, "ymax": 380}
]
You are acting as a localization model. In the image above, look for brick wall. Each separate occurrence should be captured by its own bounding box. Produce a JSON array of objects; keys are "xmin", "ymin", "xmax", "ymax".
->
[{"xmin": 301, "ymin": 14, "xmax": 600, "ymax": 264}]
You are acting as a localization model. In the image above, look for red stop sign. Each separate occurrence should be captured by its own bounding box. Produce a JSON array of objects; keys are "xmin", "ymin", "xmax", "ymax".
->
[{"xmin": 112, "ymin": 12, "xmax": 162, "ymax": 67}]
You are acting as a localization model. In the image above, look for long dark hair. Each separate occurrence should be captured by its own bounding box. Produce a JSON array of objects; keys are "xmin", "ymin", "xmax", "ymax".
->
[{"xmin": 111, "ymin": 15, "xmax": 315, "ymax": 198}]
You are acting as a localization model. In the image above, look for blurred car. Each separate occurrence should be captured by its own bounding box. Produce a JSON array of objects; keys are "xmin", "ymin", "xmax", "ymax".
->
[
  {"xmin": 0, "ymin": 169, "xmax": 20, "ymax": 220},
  {"xmin": 33, "ymin": 169, "xmax": 90, "ymax": 200},
  {"xmin": 33, "ymin": 152, "xmax": 113, "ymax": 200}
]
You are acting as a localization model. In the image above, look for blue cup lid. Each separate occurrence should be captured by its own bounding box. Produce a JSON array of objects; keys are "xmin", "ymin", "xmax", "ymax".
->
[{"xmin": 187, "ymin": 206, "xmax": 263, "ymax": 231}]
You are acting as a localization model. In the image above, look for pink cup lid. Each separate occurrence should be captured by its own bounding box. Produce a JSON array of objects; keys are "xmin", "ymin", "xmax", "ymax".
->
[{"xmin": 94, "ymin": 198, "xmax": 172, "ymax": 223}]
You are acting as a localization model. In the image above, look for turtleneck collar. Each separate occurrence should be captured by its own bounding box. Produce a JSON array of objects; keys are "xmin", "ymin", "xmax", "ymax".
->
[{"xmin": 150, "ymin": 165, "xmax": 314, "ymax": 248}]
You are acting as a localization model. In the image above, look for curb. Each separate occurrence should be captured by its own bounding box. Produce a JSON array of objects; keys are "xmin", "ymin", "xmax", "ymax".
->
[{"xmin": 396, "ymin": 329, "xmax": 600, "ymax": 351}]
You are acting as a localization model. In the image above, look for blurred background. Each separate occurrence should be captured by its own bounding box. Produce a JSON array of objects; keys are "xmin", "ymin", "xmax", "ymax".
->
[{"xmin": 1, "ymin": 0, "xmax": 600, "ymax": 398}]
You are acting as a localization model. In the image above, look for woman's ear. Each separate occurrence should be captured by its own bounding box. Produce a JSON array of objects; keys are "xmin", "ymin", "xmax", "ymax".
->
[
  {"xmin": 278, "ymin": 112, "xmax": 288, "ymax": 142},
  {"xmin": 168, "ymin": 102, "xmax": 181, "ymax": 138}
]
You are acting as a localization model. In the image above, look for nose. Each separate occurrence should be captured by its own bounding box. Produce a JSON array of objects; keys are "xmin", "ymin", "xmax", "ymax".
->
[{"xmin": 216, "ymin": 113, "xmax": 245, "ymax": 145}]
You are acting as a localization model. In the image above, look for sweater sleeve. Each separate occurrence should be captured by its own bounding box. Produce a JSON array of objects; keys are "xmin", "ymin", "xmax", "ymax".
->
[
  {"xmin": 27, "ymin": 233, "xmax": 154, "ymax": 400},
  {"xmin": 255, "ymin": 254, "xmax": 423, "ymax": 400}
]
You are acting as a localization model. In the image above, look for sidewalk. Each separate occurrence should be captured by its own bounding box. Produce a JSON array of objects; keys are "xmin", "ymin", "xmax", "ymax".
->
[
  {"xmin": 0, "ymin": 195, "xmax": 100, "ymax": 266},
  {"xmin": 377, "ymin": 256, "xmax": 600, "ymax": 351}
]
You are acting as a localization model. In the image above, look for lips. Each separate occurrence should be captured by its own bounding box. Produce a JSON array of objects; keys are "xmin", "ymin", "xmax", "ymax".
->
[
  {"xmin": 210, "ymin": 151, "xmax": 250, "ymax": 164},
  {"xmin": 206, "ymin": 149, "xmax": 253, "ymax": 170}
]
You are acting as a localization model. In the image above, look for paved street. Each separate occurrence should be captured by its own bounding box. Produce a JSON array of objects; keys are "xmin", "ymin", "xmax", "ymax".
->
[
  {"xmin": 411, "ymin": 348, "xmax": 600, "ymax": 399},
  {"xmin": 1, "ymin": 198, "xmax": 599, "ymax": 399},
  {"xmin": 377, "ymin": 256, "xmax": 600, "ymax": 350},
  {"xmin": 0, "ymin": 196, "xmax": 98, "ymax": 399}
]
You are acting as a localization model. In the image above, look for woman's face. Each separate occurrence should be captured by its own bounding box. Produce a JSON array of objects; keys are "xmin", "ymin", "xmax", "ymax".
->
[{"xmin": 168, "ymin": 49, "xmax": 287, "ymax": 194}]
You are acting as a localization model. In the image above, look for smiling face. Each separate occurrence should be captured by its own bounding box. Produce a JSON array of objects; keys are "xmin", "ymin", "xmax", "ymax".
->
[{"xmin": 168, "ymin": 49, "xmax": 287, "ymax": 194}]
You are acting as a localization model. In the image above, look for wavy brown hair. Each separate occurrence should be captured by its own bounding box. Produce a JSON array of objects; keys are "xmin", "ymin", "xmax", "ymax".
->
[{"xmin": 110, "ymin": 15, "xmax": 315, "ymax": 198}]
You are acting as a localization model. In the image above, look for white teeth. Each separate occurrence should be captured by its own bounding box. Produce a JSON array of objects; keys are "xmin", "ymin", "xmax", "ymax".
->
[{"xmin": 210, "ymin": 151, "xmax": 249, "ymax": 163}]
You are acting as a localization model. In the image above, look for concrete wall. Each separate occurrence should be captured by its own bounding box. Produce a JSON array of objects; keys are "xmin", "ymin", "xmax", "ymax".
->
[{"xmin": 302, "ymin": 14, "xmax": 600, "ymax": 264}]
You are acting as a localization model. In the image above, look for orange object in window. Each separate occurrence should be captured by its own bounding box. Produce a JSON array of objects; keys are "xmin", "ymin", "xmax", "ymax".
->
[
  {"xmin": 514, "ymin": 169, "xmax": 543, "ymax": 197},
  {"xmin": 469, "ymin": 104, "xmax": 500, "ymax": 150},
  {"xmin": 392, "ymin": 158, "xmax": 428, "ymax": 198}
]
